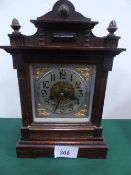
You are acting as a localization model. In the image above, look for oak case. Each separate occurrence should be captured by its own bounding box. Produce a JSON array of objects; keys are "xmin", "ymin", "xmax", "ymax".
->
[{"xmin": 0, "ymin": 0, "xmax": 125, "ymax": 158}]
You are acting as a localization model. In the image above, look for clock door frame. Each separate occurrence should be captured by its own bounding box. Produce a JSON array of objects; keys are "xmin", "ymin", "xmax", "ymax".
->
[{"xmin": 17, "ymin": 52, "xmax": 107, "ymax": 126}]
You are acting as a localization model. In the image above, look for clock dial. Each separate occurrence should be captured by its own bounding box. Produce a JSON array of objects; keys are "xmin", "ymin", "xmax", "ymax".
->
[
  {"xmin": 31, "ymin": 64, "xmax": 96, "ymax": 122},
  {"xmin": 38, "ymin": 68, "xmax": 87, "ymax": 115}
]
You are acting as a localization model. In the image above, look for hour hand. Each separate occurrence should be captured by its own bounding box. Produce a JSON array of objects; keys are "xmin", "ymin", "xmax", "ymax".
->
[
  {"xmin": 50, "ymin": 96, "xmax": 54, "ymax": 100},
  {"xmin": 70, "ymin": 96, "xmax": 80, "ymax": 105},
  {"xmin": 64, "ymin": 93, "xmax": 79, "ymax": 105}
]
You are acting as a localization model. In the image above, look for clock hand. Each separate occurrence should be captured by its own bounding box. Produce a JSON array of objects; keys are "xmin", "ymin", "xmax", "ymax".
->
[
  {"xmin": 63, "ymin": 92, "xmax": 79, "ymax": 104},
  {"xmin": 71, "ymin": 96, "xmax": 80, "ymax": 105},
  {"xmin": 54, "ymin": 97, "xmax": 62, "ymax": 112},
  {"xmin": 50, "ymin": 96, "xmax": 54, "ymax": 100}
]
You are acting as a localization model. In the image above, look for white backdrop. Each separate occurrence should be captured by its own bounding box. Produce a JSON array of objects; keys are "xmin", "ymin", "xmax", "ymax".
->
[{"xmin": 0, "ymin": 0, "xmax": 130, "ymax": 118}]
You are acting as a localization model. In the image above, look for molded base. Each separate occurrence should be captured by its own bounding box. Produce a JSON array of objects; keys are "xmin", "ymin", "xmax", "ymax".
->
[{"xmin": 16, "ymin": 138, "xmax": 108, "ymax": 159}]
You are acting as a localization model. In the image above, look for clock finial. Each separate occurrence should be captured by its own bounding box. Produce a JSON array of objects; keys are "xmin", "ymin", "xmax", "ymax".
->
[
  {"xmin": 58, "ymin": 3, "xmax": 70, "ymax": 19},
  {"xmin": 11, "ymin": 18, "xmax": 21, "ymax": 33},
  {"xmin": 107, "ymin": 20, "xmax": 118, "ymax": 35}
]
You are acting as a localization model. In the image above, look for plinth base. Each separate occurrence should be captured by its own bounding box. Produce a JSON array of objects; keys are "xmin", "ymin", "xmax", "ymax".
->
[{"xmin": 16, "ymin": 138, "xmax": 108, "ymax": 159}]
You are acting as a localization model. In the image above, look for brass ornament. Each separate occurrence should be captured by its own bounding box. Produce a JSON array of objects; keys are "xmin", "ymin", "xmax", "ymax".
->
[
  {"xmin": 76, "ymin": 66, "xmax": 90, "ymax": 80},
  {"xmin": 36, "ymin": 104, "xmax": 50, "ymax": 117},
  {"xmin": 34, "ymin": 67, "xmax": 49, "ymax": 80},
  {"xmin": 74, "ymin": 105, "xmax": 88, "ymax": 117}
]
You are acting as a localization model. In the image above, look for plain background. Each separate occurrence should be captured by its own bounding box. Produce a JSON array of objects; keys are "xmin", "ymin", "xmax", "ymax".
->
[{"xmin": 0, "ymin": 0, "xmax": 130, "ymax": 119}]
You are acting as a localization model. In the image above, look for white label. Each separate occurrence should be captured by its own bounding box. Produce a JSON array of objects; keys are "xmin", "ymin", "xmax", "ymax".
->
[{"xmin": 54, "ymin": 145, "xmax": 79, "ymax": 158}]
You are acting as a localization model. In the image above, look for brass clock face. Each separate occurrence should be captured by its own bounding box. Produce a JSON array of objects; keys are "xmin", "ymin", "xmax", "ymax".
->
[
  {"xmin": 38, "ymin": 68, "xmax": 87, "ymax": 115},
  {"xmin": 30, "ymin": 64, "xmax": 96, "ymax": 123}
]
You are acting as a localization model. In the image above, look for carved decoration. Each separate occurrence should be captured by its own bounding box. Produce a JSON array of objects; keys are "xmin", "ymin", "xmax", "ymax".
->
[
  {"xmin": 39, "ymin": 29, "xmax": 45, "ymax": 46},
  {"xmin": 84, "ymin": 29, "xmax": 90, "ymax": 47},
  {"xmin": 58, "ymin": 4, "xmax": 70, "ymax": 19}
]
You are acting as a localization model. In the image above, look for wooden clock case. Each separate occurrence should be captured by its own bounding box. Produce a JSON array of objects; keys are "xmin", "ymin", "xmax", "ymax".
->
[{"xmin": 0, "ymin": 0, "xmax": 125, "ymax": 158}]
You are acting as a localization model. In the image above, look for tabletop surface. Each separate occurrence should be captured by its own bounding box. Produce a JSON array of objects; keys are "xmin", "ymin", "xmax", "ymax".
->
[{"xmin": 0, "ymin": 119, "xmax": 130, "ymax": 175}]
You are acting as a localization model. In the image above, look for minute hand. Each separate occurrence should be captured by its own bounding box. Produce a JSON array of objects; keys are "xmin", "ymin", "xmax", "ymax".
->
[{"xmin": 54, "ymin": 97, "xmax": 62, "ymax": 112}]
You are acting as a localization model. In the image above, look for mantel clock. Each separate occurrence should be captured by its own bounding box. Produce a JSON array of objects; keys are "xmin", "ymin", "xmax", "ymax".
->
[{"xmin": 0, "ymin": 0, "xmax": 125, "ymax": 158}]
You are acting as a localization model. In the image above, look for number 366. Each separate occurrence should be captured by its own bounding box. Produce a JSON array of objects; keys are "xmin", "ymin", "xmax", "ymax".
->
[{"xmin": 60, "ymin": 150, "xmax": 70, "ymax": 155}]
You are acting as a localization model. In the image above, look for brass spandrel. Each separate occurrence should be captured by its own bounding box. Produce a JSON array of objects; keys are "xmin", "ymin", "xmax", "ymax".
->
[
  {"xmin": 74, "ymin": 105, "xmax": 88, "ymax": 117},
  {"xmin": 34, "ymin": 67, "xmax": 49, "ymax": 80},
  {"xmin": 76, "ymin": 66, "xmax": 91, "ymax": 80},
  {"xmin": 36, "ymin": 104, "xmax": 50, "ymax": 117}
]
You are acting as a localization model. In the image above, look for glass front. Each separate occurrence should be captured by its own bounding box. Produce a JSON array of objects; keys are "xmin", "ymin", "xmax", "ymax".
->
[{"xmin": 30, "ymin": 64, "xmax": 96, "ymax": 123}]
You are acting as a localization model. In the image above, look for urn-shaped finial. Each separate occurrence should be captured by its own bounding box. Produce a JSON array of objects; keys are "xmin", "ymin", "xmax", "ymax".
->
[
  {"xmin": 11, "ymin": 18, "xmax": 21, "ymax": 33},
  {"xmin": 107, "ymin": 20, "xmax": 118, "ymax": 35}
]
